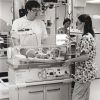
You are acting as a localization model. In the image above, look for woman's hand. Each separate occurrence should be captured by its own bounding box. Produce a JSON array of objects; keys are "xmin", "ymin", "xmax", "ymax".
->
[
  {"xmin": 65, "ymin": 59, "xmax": 72, "ymax": 65},
  {"xmin": 62, "ymin": 59, "xmax": 72, "ymax": 67}
]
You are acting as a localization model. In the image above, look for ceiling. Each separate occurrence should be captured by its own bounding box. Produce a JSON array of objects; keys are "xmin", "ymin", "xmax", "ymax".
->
[{"xmin": 86, "ymin": 0, "xmax": 100, "ymax": 4}]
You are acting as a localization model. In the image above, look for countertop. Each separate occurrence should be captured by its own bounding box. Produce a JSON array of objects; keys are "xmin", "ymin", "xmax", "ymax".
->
[{"xmin": 9, "ymin": 78, "xmax": 73, "ymax": 88}]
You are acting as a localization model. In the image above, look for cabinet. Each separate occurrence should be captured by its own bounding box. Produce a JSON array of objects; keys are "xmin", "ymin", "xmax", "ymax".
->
[
  {"xmin": 9, "ymin": 82, "xmax": 72, "ymax": 100},
  {"xmin": 19, "ymin": 85, "xmax": 44, "ymax": 100},
  {"xmin": 0, "ymin": 56, "xmax": 8, "ymax": 72},
  {"xmin": 46, "ymin": 83, "xmax": 61, "ymax": 100},
  {"xmin": 0, "ymin": 33, "xmax": 9, "ymax": 72},
  {"xmin": 46, "ymin": 83, "xmax": 71, "ymax": 100}
]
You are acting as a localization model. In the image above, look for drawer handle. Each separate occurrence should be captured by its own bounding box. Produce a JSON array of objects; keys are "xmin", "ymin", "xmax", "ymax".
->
[
  {"xmin": 28, "ymin": 90, "xmax": 43, "ymax": 94},
  {"xmin": 47, "ymin": 88, "xmax": 60, "ymax": 92}
]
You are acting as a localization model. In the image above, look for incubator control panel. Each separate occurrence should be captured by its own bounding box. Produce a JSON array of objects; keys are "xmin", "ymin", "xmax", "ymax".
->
[
  {"xmin": 12, "ymin": 67, "xmax": 70, "ymax": 83},
  {"xmin": 38, "ymin": 67, "xmax": 70, "ymax": 80}
]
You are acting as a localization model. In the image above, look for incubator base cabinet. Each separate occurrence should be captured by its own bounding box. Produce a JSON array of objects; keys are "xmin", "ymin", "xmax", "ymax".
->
[
  {"xmin": 9, "ymin": 82, "xmax": 72, "ymax": 100},
  {"xmin": 7, "ymin": 44, "xmax": 73, "ymax": 100},
  {"xmin": 8, "ymin": 59, "xmax": 72, "ymax": 100}
]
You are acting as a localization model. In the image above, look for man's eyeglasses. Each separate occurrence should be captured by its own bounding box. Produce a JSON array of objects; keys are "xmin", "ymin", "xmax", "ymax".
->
[{"xmin": 31, "ymin": 8, "xmax": 40, "ymax": 12}]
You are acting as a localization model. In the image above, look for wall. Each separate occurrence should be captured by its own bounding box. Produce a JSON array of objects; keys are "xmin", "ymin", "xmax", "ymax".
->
[
  {"xmin": 73, "ymin": 3, "xmax": 100, "ymax": 32},
  {"xmin": 0, "ymin": 0, "xmax": 12, "ymax": 72},
  {"xmin": 84, "ymin": 3, "xmax": 100, "ymax": 75},
  {"xmin": 95, "ymin": 34, "xmax": 100, "ymax": 73},
  {"xmin": 0, "ymin": 0, "xmax": 13, "ymax": 25},
  {"xmin": 85, "ymin": 3, "xmax": 100, "ymax": 33},
  {"xmin": 13, "ymin": 0, "xmax": 26, "ymax": 19}
]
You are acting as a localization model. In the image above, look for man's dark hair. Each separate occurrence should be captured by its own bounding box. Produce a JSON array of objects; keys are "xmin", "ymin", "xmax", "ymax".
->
[
  {"xmin": 63, "ymin": 18, "xmax": 71, "ymax": 25},
  {"xmin": 25, "ymin": 0, "xmax": 40, "ymax": 12}
]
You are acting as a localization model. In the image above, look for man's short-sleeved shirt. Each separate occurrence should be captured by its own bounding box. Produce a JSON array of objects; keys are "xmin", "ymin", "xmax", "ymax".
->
[{"xmin": 11, "ymin": 16, "xmax": 48, "ymax": 47}]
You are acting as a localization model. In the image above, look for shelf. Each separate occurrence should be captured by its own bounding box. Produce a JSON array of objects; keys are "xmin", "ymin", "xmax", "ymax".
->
[
  {"xmin": 0, "ymin": 48, "xmax": 7, "ymax": 52},
  {"xmin": 0, "ymin": 55, "xmax": 7, "ymax": 59}
]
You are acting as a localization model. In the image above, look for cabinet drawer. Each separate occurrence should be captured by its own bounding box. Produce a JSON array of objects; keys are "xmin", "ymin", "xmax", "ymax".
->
[
  {"xmin": 46, "ymin": 83, "xmax": 61, "ymax": 91},
  {"xmin": 20, "ymin": 85, "xmax": 44, "ymax": 93},
  {"xmin": 19, "ymin": 85, "xmax": 44, "ymax": 100}
]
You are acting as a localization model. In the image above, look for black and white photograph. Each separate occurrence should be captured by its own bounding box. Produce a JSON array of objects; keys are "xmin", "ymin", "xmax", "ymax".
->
[{"xmin": 0, "ymin": 0, "xmax": 100, "ymax": 100}]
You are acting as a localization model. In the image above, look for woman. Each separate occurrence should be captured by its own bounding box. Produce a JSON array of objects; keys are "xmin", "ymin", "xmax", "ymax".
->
[{"xmin": 64, "ymin": 14, "xmax": 96, "ymax": 100}]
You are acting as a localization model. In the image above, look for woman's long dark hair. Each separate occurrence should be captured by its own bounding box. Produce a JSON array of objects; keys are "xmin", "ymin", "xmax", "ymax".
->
[{"xmin": 78, "ymin": 14, "xmax": 95, "ymax": 37}]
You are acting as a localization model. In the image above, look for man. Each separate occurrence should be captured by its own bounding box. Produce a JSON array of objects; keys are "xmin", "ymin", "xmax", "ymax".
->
[{"xmin": 11, "ymin": 0, "xmax": 48, "ymax": 47}]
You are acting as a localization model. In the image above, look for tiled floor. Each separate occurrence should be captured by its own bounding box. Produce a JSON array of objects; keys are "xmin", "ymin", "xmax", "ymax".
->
[{"xmin": 89, "ymin": 79, "xmax": 100, "ymax": 100}]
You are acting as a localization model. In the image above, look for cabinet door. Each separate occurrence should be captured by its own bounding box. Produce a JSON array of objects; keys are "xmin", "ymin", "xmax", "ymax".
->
[
  {"xmin": 60, "ymin": 83, "xmax": 72, "ymax": 100},
  {"xmin": 18, "ymin": 85, "xmax": 44, "ymax": 100},
  {"xmin": 46, "ymin": 83, "xmax": 61, "ymax": 100},
  {"xmin": 46, "ymin": 83, "xmax": 72, "ymax": 100}
]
